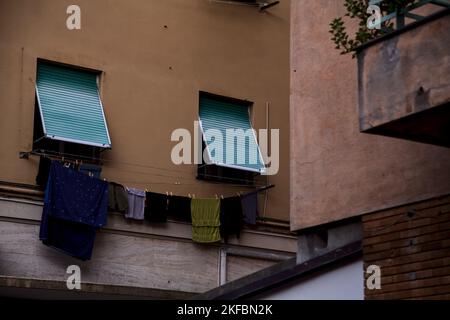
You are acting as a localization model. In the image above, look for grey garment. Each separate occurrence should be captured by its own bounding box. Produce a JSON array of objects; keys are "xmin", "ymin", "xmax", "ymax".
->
[
  {"xmin": 241, "ymin": 191, "xmax": 259, "ymax": 225},
  {"xmin": 108, "ymin": 182, "xmax": 129, "ymax": 213},
  {"xmin": 125, "ymin": 187, "xmax": 145, "ymax": 220}
]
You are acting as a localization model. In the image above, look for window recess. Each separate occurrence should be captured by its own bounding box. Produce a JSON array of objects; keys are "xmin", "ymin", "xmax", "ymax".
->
[
  {"xmin": 197, "ymin": 92, "xmax": 266, "ymax": 185},
  {"xmin": 32, "ymin": 60, "xmax": 111, "ymax": 161}
]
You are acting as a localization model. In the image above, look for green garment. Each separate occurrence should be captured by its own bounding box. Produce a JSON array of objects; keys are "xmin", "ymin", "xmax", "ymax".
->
[
  {"xmin": 108, "ymin": 182, "xmax": 129, "ymax": 213},
  {"xmin": 191, "ymin": 198, "xmax": 221, "ymax": 243}
]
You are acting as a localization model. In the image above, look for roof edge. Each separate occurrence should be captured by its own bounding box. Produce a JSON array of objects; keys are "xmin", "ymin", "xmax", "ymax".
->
[{"xmin": 196, "ymin": 240, "xmax": 362, "ymax": 300}]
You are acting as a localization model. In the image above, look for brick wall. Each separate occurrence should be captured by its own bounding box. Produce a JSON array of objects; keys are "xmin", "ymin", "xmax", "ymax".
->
[{"xmin": 363, "ymin": 195, "xmax": 450, "ymax": 299}]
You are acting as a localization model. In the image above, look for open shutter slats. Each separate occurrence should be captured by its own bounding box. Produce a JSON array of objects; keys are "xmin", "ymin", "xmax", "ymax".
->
[
  {"xmin": 36, "ymin": 62, "xmax": 111, "ymax": 148},
  {"xmin": 199, "ymin": 95, "xmax": 265, "ymax": 173}
]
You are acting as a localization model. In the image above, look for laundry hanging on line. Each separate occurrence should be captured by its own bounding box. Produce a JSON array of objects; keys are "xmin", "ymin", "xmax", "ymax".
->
[
  {"xmin": 108, "ymin": 182, "xmax": 128, "ymax": 213},
  {"xmin": 125, "ymin": 187, "xmax": 145, "ymax": 220},
  {"xmin": 79, "ymin": 163, "xmax": 102, "ymax": 179},
  {"xmin": 35, "ymin": 155, "xmax": 103, "ymax": 187},
  {"xmin": 168, "ymin": 195, "xmax": 192, "ymax": 223},
  {"xmin": 36, "ymin": 156, "xmax": 51, "ymax": 188},
  {"xmin": 220, "ymin": 196, "xmax": 243, "ymax": 242},
  {"xmin": 145, "ymin": 191, "xmax": 168, "ymax": 223},
  {"xmin": 241, "ymin": 191, "xmax": 260, "ymax": 225},
  {"xmin": 35, "ymin": 155, "xmax": 267, "ymax": 252},
  {"xmin": 191, "ymin": 198, "xmax": 221, "ymax": 243},
  {"xmin": 39, "ymin": 161, "xmax": 109, "ymax": 261}
]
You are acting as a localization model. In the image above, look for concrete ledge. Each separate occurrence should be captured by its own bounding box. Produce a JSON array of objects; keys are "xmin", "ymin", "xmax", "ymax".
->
[
  {"xmin": 0, "ymin": 195, "xmax": 297, "ymax": 253},
  {"xmin": 358, "ymin": 9, "xmax": 450, "ymax": 147},
  {"xmin": 0, "ymin": 275, "xmax": 195, "ymax": 300}
]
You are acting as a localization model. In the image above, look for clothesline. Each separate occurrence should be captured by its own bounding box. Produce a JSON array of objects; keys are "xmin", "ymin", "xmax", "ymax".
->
[
  {"xmin": 29, "ymin": 148, "xmax": 264, "ymax": 178},
  {"xmin": 25, "ymin": 149, "xmax": 197, "ymax": 175},
  {"xmin": 26, "ymin": 149, "xmax": 265, "ymax": 186},
  {"xmin": 39, "ymin": 161, "xmax": 271, "ymax": 260},
  {"xmin": 119, "ymin": 181, "xmax": 267, "ymax": 189},
  {"xmin": 30, "ymin": 151, "xmax": 271, "ymax": 192},
  {"xmin": 32, "ymin": 150, "xmax": 275, "ymax": 200}
]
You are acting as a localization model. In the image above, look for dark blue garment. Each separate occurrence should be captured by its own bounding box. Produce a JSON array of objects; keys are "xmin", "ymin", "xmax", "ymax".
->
[
  {"xmin": 45, "ymin": 161, "xmax": 108, "ymax": 227},
  {"xmin": 39, "ymin": 161, "xmax": 108, "ymax": 261},
  {"xmin": 79, "ymin": 163, "xmax": 102, "ymax": 179},
  {"xmin": 40, "ymin": 214, "xmax": 97, "ymax": 261},
  {"xmin": 241, "ymin": 191, "xmax": 259, "ymax": 225}
]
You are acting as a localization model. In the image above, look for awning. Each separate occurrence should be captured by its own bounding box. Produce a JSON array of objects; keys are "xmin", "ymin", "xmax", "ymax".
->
[
  {"xmin": 199, "ymin": 94, "xmax": 265, "ymax": 173},
  {"xmin": 35, "ymin": 62, "xmax": 111, "ymax": 148}
]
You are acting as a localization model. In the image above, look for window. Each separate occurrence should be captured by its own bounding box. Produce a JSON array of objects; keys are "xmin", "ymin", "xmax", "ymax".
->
[
  {"xmin": 197, "ymin": 92, "xmax": 265, "ymax": 184},
  {"xmin": 33, "ymin": 60, "xmax": 111, "ymax": 160},
  {"xmin": 212, "ymin": 0, "xmax": 280, "ymax": 11}
]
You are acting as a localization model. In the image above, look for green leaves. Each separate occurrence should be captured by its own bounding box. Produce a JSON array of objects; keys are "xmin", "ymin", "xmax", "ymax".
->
[
  {"xmin": 329, "ymin": 0, "xmax": 417, "ymax": 57},
  {"xmin": 329, "ymin": 17, "xmax": 351, "ymax": 54}
]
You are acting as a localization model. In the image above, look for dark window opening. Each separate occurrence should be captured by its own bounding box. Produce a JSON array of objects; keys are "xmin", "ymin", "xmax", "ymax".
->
[
  {"xmin": 197, "ymin": 163, "xmax": 256, "ymax": 186},
  {"xmin": 197, "ymin": 138, "xmax": 256, "ymax": 186}
]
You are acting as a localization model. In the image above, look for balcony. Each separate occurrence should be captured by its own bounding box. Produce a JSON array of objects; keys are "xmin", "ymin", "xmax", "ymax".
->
[{"xmin": 357, "ymin": 6, "xmax": 450, "ymax": 148}]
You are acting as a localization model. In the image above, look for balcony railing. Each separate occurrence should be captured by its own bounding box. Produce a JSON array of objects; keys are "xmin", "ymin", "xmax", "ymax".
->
[{"xmin": 370, "ymin": 0, "xmax": 450, "ymax": 29}]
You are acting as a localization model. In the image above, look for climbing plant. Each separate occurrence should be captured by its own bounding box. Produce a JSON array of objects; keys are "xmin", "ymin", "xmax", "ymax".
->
[{"xmin": 329, "ymin": 0, "xmax": 417, "ymax": 57}]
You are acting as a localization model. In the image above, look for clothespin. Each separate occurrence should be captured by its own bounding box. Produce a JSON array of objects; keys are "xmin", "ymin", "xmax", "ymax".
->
[
  {"xmin": 221, "ymin": 195, "xmax": 224, "ymax": 199},
  {"xmin": 188, "ymin": 193, "xmax": 191, "ymax": 198},
  {"xmin": 170, "ymin": 192, "xmax": 173, "ymax": 196},
  {"xmin": 215, "ymin": 194, "xmax": 218, "ymax": 199},
  {"xmin": 192, "ymin": 194, "xmax": 195, "ymax": 199},
  {"xmin": 145, "ymin": 188, "xmax": 148, "ymax": 192},
  {"xmin": 166, "ymin": 191, "xmax": 169, "ymax": 196}
]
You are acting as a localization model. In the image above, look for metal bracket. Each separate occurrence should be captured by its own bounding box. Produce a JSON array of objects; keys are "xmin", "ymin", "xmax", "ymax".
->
[{"xmin": 19, "ymin": 152, "xmax": 30, "ymax": 159}]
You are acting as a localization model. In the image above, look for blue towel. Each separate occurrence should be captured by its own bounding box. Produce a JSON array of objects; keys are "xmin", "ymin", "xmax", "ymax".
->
[{"xmin": 39, "ymin": 161, "xmax": 108, "ymax": 260}]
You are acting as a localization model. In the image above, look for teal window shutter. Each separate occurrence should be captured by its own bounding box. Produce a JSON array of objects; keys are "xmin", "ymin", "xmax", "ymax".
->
[
  {"xmin": 199, "ymin": 94, "xmax": 265, "ymax": 173},
  {"xmin": 35, "ymin": 62, "xmax": 111, "ymax": 148}
]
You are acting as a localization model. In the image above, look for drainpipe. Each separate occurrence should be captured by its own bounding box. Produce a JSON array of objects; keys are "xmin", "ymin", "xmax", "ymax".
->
[{"xmin": 219, "ymin": 248, "xmax": 227, "ymax": 286}]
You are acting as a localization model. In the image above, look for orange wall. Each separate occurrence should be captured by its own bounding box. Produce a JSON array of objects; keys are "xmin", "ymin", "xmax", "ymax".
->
[{"xmin": 0, "ymin": 0, "xmax": 291, "ymax": 220}]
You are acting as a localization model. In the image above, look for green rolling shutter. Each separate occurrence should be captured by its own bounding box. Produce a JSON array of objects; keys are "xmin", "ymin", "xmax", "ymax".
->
[
  {"xmin": 199, "ymin": 95, "xmax": 265, "ymax": 173},
  {"xmin": 35, "ymin": 62, "xmax": 111, "ymax": 148}
]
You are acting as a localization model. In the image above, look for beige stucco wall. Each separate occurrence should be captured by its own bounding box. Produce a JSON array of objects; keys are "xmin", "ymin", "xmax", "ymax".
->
[
  {"xmin": 0, "ymin": 0, "xmax": 290, "ymax": 220},
  {"xmin": 290, "ymin": 0, "xmax": 450, "ymax": 230}
]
